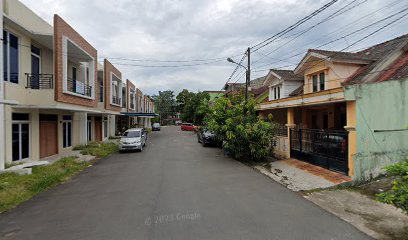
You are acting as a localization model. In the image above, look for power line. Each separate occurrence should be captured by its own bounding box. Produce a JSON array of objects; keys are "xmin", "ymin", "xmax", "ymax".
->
[
  {"xmin": 251, "ymin": 0, "xmax": 339, "ymax": 52},
  {"xmin": 252, "ymin": 0, "xmax": 369, "ymax": 66},
  {"xmin": 251, "ymin": 5, "xmax": 408, "ymax": 72}
]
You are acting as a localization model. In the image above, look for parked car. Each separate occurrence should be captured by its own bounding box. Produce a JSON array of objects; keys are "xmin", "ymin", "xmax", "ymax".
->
[
  {"xmin": 152, "ymin": 123, "xmax": 161, "ymax": 131},
  {"xmin": 181, "ymin": 123, "xmax": 196, "ymax": 131},
  {"xmin": 197, "ymin": 129, "xmax": 219, "ymax": 146},
  {"xmin": 119, "ymin": 128, "xmax": 147, "ymax": 152}
]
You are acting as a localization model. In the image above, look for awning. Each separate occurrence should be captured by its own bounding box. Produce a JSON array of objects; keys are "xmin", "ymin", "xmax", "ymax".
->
[{"xmin": 120, "ymin": 112, "xmax": 159, "ymax": 117}]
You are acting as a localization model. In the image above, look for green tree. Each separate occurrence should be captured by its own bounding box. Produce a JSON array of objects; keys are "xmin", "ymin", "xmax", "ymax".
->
[
  {"xmin": 152, "ymin": 90, "xmax": 176, "ymax": 124},
  {"xmin": 176, "ymin": 90, "xmax": 210, "ymax": 125},
  {"xmin": 205, "ymin": 94, "xmax": 276, "ymax": 162}
]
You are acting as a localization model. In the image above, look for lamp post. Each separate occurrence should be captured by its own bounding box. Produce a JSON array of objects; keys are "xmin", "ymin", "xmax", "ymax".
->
[{"xmin": 227, "ymin": 48, "xmax": 251, "ymax": 101}]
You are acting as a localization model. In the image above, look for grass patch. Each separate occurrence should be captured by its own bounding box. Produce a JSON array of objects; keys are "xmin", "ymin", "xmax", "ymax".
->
[
  {"xmin": 75, "ymin": 142, "xmax": 118, "ymax": 158},
  {"xmin": 0, "ymin": 157, "xmax": 90, "ymax": 213}
]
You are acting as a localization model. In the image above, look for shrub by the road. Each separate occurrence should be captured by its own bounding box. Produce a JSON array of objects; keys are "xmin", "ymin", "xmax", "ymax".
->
[
  {"xmin": 0, "ymin": 157, "xmax": 90, "ymax": 213},
  {"xmin": 377, "ymin": 158, "xmax": 408, "ymax": 214},
  {"xmin": 205, "ymin": 95, "xmax": 276, "ymax": 162}
]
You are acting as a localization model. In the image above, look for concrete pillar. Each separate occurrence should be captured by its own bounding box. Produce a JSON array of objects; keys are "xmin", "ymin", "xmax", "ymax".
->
[
  {"xmin": 31, "ymin": 109, "xmax": 40, "ymax": 161},
  {"xmin": 73, "ymin": 112, "xmax": 87, "ymax": 145},
  {"xmin": 109, "ymin": 115, "xmax": 116, "ymax": 137},
  {"xmin": 285, "ymin": 108, "xmax": 296, "ymax": 159},
  {"xmin": 345, "ymin": 101, "xmax": 357, "ymax": 177}
]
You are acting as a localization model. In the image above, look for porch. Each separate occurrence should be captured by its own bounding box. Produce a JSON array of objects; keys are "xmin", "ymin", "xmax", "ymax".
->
[{"xmin": 259, "ymin": 100, "xmax": 356, "ymax": 176}]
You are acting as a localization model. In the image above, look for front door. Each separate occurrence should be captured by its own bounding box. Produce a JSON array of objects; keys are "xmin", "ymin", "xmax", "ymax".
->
[
  {"xmin": 94, "ymin": 117, "xmax": 102, "ymax": 141},
  {"xmin": 39, "ymin": 115, "xmax": 58, "ymax": 158}
]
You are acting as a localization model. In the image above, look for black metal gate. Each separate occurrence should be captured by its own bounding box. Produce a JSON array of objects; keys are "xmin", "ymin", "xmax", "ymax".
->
[{"xmin": 290, "ymin": 128, "xmax": 349, "ymax": 175}]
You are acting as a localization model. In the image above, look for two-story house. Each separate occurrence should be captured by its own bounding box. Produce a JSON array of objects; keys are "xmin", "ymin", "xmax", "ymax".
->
[
  {"xmin": 257, "ymin": 34, "xmax": 408, "ymax": 180},
  {"xmin": 0, "ymin": 0, "xmax": 142, "ymax": 169},
  {"xmin": 1, "ymin": 0, "xmax": 103, "ymax": 166}
]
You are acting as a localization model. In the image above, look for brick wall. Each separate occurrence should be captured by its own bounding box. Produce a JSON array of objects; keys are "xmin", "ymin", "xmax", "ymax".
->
[
  {"xmin": 53, "ymin": 14, "xmax": 97, "ymax": 107},
  {"xmin": 104, "ymin": 59, "xmax": 122, "ymax": 112}
]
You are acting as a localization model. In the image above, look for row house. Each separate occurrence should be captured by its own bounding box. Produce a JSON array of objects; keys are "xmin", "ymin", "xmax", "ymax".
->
[
  {"xmin": 0, "ymin": 0, "xmax": 156, "ymax": 170},
  {"xmin": 256, "ymin": 34, "xmax": 408, "ymax": 181}
]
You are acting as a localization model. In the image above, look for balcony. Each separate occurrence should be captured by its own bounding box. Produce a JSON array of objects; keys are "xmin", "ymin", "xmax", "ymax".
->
[
  {"xmin": 67, "ymin": 78, "xmax": 92, "ymax": 97},
  {"xmin": 112, "ymin": 96, "xmax": 121, "ymax": 105},
  {"xmin": 25, "ymin": 73, "xmax": 53, "ymax": 89},
  {"xmin": 130, "ymin": 102, "xmax": 135, "ymax": 109}
]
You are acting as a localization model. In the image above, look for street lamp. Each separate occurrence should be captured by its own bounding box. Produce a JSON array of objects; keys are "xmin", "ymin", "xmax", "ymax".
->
[{"xmin": 226, "ymin": 48, "xmax": 251, "ymax": 101}]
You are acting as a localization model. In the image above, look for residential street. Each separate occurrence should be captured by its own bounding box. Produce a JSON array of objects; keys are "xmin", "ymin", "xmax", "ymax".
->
[{"xmin": 0, "ymin": 126, "xmax": 370, "ymax": 240}]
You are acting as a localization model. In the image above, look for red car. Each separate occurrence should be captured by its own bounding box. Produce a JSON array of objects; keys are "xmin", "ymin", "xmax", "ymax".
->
[{"xmin": 181, "ymin": 123, "xmax": 196, "ymax": 131}]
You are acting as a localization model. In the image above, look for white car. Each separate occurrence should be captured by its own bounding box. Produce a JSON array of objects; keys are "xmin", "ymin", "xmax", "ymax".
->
[{"xmin": 119, "ymin": 128, "xmax": 147, "ymax": 152}]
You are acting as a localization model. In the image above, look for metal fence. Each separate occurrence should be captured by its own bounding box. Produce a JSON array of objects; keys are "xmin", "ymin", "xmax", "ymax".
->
[{"xmin": 26, "ymin": 73, "xmax": 53, "ymax": 89}]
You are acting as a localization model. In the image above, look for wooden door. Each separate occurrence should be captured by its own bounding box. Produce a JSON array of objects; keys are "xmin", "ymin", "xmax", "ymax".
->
[
  {"xmin": 39, "ymin": 115, "xmax": 58, "ymax": 158},
  {"xmin": 94, "ymin": 117, "xmax": 102, "ymax": 141}
]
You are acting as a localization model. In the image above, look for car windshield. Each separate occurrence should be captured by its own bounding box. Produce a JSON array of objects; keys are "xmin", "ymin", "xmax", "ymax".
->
[
  {"xmin": 153, "ymin": 123, "xmax": 160, "ymax": 127},
  {"xmin": 122, "ymin": 131, "xmax": 141, "ymax": 138}
]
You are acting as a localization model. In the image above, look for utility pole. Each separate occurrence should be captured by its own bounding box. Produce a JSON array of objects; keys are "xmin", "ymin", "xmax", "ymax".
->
[{"xmin": 245, "ymin": 47, "xmax": 251, "ymax": 101}]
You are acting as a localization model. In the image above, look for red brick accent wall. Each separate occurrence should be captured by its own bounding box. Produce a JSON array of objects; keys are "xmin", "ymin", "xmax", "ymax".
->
[
  {"xmin": 53, "ymin": 15, "xmax": 97, "ymax": 107},
  {"xmin": 104, "ymin": 59, "xmax": 122, "ymax": 112},
  {"xmin": 126, "ymin": 79, "xmax": 136, "ymax": 112}
]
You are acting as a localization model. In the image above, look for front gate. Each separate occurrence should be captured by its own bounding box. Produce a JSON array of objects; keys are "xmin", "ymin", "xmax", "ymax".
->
[{"xmin": 290, "ymin": 128, "xmax": 349, "ymax": 175}]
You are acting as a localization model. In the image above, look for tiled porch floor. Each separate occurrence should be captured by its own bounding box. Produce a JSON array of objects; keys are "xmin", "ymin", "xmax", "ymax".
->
[
  {"xmin": 285, "ymin": 159, "xmax": 351, "ymax": 184},
  {"xmin": 255, "ymin": 158, "xmax": 351, "ymax": 191}
]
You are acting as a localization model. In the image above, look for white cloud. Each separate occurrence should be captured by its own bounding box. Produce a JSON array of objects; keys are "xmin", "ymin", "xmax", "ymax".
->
[{"xmin": 19, "ymin": 0, "xmax": 408, "ymax": 95}]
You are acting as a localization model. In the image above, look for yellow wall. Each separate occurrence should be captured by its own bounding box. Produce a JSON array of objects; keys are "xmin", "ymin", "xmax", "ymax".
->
[
  {"xmin": 303, "ymin": 62, "xmax": 361, "ymax": 94},
  {"xmin": 346, "ymin": 101, "xmax": 357, "ymax": 176}
]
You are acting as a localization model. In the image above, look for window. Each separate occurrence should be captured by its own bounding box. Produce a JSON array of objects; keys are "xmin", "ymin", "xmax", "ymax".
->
[
  {"xmin": 277, "ymin": 86, "xmax": 280, "ymax": 99},
  {"xmin": 312, "ymin": 75, "xmax": 318, "ymax": 92},
  {"xmin": 103, "ymin": 117, "xmax": 108, "ymax": 138},
  {"xmin": 87, "ymin": 117, "xmax": 92, "ymax": 142},
  {"xmin": 62, "ymin": 115, "xmax": 72, "ymax": 148},
  {"xmin": 312, "ymin": 73, "xmax": 325, "ymax": 92},
  {"xmin": 3, "ymin": 30, "xmax": 19, "ymax": 83},
  {"xmin": 12, "ymin": 113, "xmax": 30, "ymax": 161},
  {"xmin": 122, "ymin": 130, "xmax": 141, "ymax": 138},
  {"xmin": 319, "ymin": 72, "xmax": 325, "ymax": 91},
  {"xmin": 99, "ymin": 77, "xmax": 104, "ymax": 102}
]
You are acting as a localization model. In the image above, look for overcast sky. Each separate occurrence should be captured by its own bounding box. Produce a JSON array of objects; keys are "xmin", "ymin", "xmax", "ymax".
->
[{"xmin": 20, "ymin": 0, "xmax": 408, "ymax": 95}]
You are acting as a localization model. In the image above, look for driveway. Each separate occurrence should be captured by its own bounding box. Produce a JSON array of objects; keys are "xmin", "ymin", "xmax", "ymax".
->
[{"xmin": 0, "ymin": 126, "xmax": 370, "ymax": 240}]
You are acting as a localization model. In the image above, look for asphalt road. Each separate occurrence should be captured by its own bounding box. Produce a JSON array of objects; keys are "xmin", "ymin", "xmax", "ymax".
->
[{"xmin": 0, "ymin": 126, "xmax": 370, "ymax": 240}]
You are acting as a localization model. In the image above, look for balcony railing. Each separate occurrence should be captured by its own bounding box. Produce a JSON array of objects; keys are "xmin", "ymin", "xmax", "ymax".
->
[
  {"xmin": 67, "ymin": 78, "xmax": 92, "ymax": 97},
  {"xmin": 26, "ymin": 73, "xmax": 53, "ymax": 89},
  {"xmin": 112, "ymin": 96, "xmax": 121, "ymax": 105}
]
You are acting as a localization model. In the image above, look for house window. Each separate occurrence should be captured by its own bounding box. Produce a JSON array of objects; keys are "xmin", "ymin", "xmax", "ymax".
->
[
  {"xmin": 312, "ymin": 75, "xmax": 318, "ymax": 92},
  {"xmin": 62, "ymin": 115, "xmax": 72, "ymax": 148},
  {"xmin": 274, "ymin": 88, "xmax": 277, "ymax": 99},
  {"xmin": 319, "ymin": 72, "xmax": 325, "ymax": 91},
  {"xmin": 12, "ymin": 113, "xmax": 30, "ymax": 161},
  {"xmin": 277, "ymin": 86, "xmax": 280, "ymax": 99},
  {"xmin": 3, "ymin": 30, "xmax": 19, "ymax": 83},
  {"xmin": 87, "ymin": 116, "xmax": 92, "ymax": 142},
  {"xmin": 99, "ymin": 77, "xmax": 104, "ymax": 102},
  {"xmin": 103, "ymin": 117, "xmax": 108, "ymax": 138},
  {"xmin": 312, "ymin": 73, "xmax": 325, "ymax": 92}
]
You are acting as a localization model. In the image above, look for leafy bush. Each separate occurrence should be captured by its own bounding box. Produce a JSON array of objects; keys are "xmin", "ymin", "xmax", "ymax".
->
[
  {"xmin": 377, "ymin": 158, "xmax": 408, "ymax": 214},
  {"xmin": 205, "ymin": 95, "xmax": 276, "ymax": 162}
]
